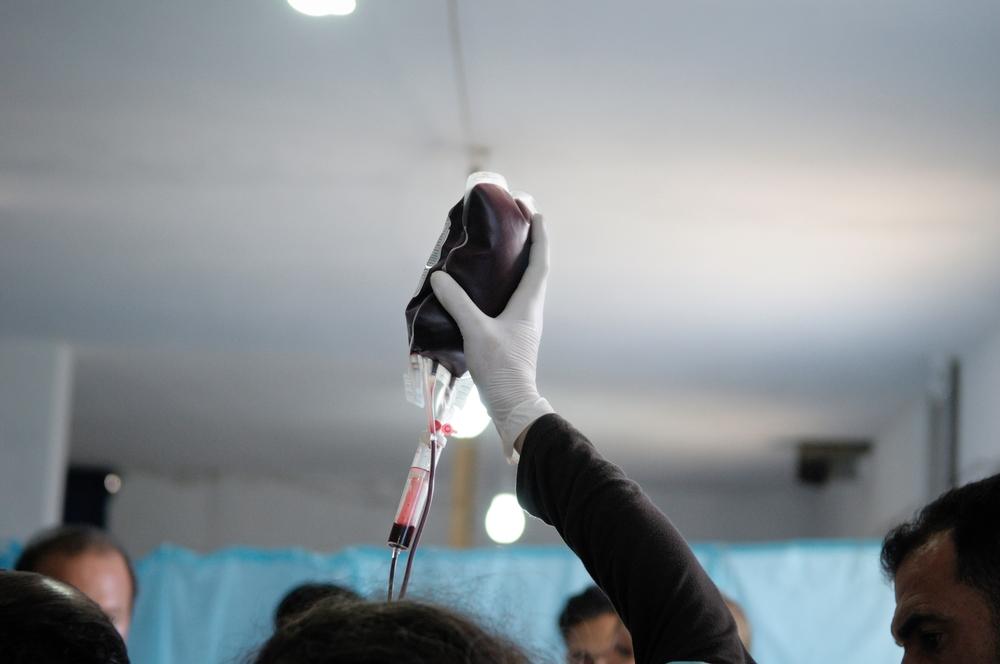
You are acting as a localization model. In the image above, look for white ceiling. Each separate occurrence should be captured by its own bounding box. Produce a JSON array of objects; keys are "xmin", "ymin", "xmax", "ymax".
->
[{"xmin": 2, "ymin": 0, "xmax": 999, "ymax": 484}]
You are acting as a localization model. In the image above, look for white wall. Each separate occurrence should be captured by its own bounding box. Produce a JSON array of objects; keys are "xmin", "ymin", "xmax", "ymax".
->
[
  {"xmin": 960, "ymin": 324, "xmax": 1000, "ymax": 483},
  {"xmin": 861, "ymin": 398, "xmax": 930, "ymax": 536},
  {"xmin": 103, "ymin": 321, "xmax": 1000, "ymax": 556},
  {"xmin": 0, "ymin": 340, "xmax": 73, "ymax": 540},
  {"xmin": 102, "ymin": 404, "xmax": 957, "ymax": 557},
  {"xmin": 842, "ymin": 317, "xmax": 1000, "ymax": 544},
  {"xmin": 108, "ymin": 466, "xmax": 438, "ymax": 556},
  {"xmin": 637, "ymin": 479, "xmax": 834, "ymax": 541},
  {"xmin": 109, "ymin": 458, "xmax": 850, "ymax": 557}
]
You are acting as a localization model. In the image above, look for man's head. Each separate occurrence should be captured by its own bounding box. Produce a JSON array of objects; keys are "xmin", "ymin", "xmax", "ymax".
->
[
  {"xmin": 558, "ymin": 586, "xmax": 634, "ymax": 664},
  {"xmin": 15, "ymin": 525, "xmax": 137, "ymax": 640},
  {"xmin": 274, "ymin": 582, "xmax": 362, "ymax": 629},
  {"xmin": 0, "ymin": 570, "xmax": 130, "ymax": 664},
  {"xmin": 881, "ymin": 472, "xmax": 1000, "ymax": 663}
]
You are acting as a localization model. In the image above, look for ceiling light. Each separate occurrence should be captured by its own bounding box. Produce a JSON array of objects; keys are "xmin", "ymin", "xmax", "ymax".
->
[
  {"xmin": 287, "ymin": 0, "xmax": 356, "ymax": 17},
  {"xmin": 450, "ymin": 384, "xmax": 491, "ymax": 439},
  {"xmin": 484, "ymin": 493, "xmax": 525, "ymax": 544},
  {"xmin": 104, "ymin": 473, "xmax": 122, "ymax": 495}
]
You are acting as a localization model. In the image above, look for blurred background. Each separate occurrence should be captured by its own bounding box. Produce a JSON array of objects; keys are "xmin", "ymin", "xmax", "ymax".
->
[{"xmin": 2, "ymin": 0, "xmax": 999, "ymax": 662}]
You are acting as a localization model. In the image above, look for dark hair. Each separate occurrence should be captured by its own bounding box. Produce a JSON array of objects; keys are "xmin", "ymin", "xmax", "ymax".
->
[
  {"xmin": 558, "ymin": 586, "xmax": 616, "ymax": 639},
  {"xmin": 255, "ymin": 598, "xmax": 529, "ymax": 664},
  {"xmin": 14, "ymin": 525, "xmax": 137, "ymax": 604},
  {"xmin": 0, "ymin": 571, "xmax": 130, "ymax": 664},
  {"xmin": 274, "ymin": 582, "xmax": 361, "ymax": 629},
  {"xmin": 881, "ymin": 473, "xmax": 1000, "ymax": 630}
]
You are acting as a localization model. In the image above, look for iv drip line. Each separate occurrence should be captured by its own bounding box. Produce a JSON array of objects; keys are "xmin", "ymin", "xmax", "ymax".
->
[
  {"xmin": 398, "ymin": 429, "xmax": 437, "ymax": 599},
  {"xmin": 386, "ymin": 358, "xmax": 453, "ymax": 601}
]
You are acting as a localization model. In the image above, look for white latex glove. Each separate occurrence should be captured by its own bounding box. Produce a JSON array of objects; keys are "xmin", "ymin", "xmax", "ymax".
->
[{"xmin": 430, "ymin": 213, "xmax": 554, "ymax": 462}]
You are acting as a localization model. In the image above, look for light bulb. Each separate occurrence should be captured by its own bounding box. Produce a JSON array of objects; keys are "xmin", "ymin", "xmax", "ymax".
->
[
  {"xmin": 287, "ymin": 0, "xmax": 356, "ymax": 17},
  {"xmin": 485, "ymin": 493, "xmax": 525, "ymax": 544},
  {"xmin": 451, "ymin": 384, "xmax": 491, "ymax": 439},
  {"xmin": 104, "ymin": 473, "xmax": 122, "ymax": 494}
]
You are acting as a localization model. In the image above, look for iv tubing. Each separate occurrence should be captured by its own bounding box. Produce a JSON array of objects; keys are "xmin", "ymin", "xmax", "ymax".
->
[
  {"xmin": 398, "ymin": 361, "xmax": 439, "ymax": 599},
  {"xmin": 387, "ymin": 547, "xmax": 399, "ymax": 601},
  {"xmin": 389, "ymin": 358, "xmax": 447, "ymax": 601}
]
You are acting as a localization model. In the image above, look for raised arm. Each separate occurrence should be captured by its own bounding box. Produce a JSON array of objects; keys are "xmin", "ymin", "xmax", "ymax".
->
[{"xmin": 431, "ymin": 212, "xmax": 753, "ymax": 664}]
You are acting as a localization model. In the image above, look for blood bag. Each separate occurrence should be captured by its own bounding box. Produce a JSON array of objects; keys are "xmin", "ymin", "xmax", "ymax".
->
[{"xmin": 405, "ymin": 172, "xmax": 535, "ymax": 378}]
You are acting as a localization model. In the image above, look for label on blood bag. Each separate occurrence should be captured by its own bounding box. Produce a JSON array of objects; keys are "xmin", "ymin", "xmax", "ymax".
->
[
  {"xmin": 404, "ymin": 355, "xmax": 425, "ymax": 407},
  {"xmin": 410, "ymin": 218, "xmax": 451, "ymax": 297}
]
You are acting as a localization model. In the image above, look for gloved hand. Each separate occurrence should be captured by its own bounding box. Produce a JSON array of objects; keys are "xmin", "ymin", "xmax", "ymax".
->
[{"xmin": 430, "ymin": 212, "xmax": 554, "ymax": 461}]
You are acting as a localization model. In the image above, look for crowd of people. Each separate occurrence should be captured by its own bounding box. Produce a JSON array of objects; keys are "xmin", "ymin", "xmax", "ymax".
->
[{"xmin": 2, "ymin": 214, "xmax": 998, "ymax": 663}]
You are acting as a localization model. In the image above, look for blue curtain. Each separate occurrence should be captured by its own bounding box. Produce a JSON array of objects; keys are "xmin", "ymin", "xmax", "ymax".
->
[{"xmin": 1, "ymin": 539, "xmax": 898, "ymax": 664}]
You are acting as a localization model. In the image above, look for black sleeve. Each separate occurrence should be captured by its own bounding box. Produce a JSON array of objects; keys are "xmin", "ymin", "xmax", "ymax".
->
[{"xmin": 516, "ymin": 414, "xmax": 755, "ymax": 664}]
